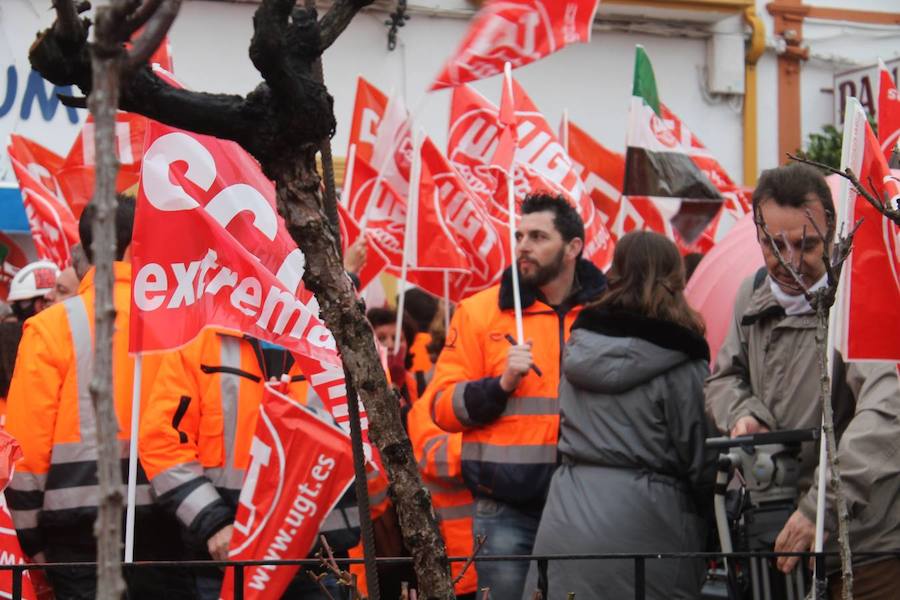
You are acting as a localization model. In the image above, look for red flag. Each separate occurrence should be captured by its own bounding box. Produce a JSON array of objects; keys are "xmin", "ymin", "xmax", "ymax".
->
[
  {"xmin": 57, "ymin": 111, "xmax": 148, "ymax": 217},
  {"xmin": 403, "ymin": 137, "xmax": 473, "ymax": 302},
  {"xmin": 563, "ymin": 120, "xmax": 625, "ymax": 233},
  {"xmin": 430, "ymin": 0, "xmax": 599, "ymax": 90},
  {"xmin": 344, "ymin": 153, "xmax": 407, "ymax": 269},
  {"xmin": 219, "ymin": 383, "xmax": 354, "ymax": 600},
  {"xmin": 6, "ymin": 135, "xmax": 66, "ymax": 206},
  {"xmin": 879, "ymin": 61, "xmax": 900, "ymax": 163},
  {"xmin": 421, "ymin": 138, "xmax": 507, "ymax": 295},
  {"xmin": 8, "ymin": 156, "xmax": 78, "ymax": 268},
  {"xmin": 837, "ymin": 98, "xmax": 900, "ymax": 361},
  {"xmin": 130, "ymin": 122, "xmax": 368, "ymax": 440},
  {"xmin": 347, "ymin": 77, "xmax": 388, "ymax": 166},
  {"xmin": 449, "ymin": 78, "xmax": 614, "ymax": 269},
  {"xmin": 336, "ymin": 202, "xmax": 389, "ymax": 290}
]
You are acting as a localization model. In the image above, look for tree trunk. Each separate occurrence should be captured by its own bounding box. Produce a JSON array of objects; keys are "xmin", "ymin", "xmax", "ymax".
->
[
  {"xmin": 88, "ymin": 7, "xmax": 126, "ymax": 600},
  {"xmin": 269, "ymin": 152, "xmax": 454, "ymax": 600},
  {"xmin": 814, "ymin": 308, "xmax": 854, "ymax": 599}
]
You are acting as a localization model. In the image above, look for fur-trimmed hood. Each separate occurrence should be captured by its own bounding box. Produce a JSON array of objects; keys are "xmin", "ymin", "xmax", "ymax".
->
[
  {"xmin": 564, "ymin": 306, "xmax": 710, "ymax": 394},
  {"xmin": 498, "ymin": 259, "xmax": 607, "ymax": 310}
]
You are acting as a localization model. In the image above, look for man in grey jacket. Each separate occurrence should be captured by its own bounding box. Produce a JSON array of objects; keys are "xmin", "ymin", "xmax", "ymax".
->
[{"xmin": 706, "ymin": 163, "xmax": 900, "ymax": 598}]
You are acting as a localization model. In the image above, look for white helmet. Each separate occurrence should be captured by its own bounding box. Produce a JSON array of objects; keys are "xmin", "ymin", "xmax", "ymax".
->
[{"xmin": 7, "ymin": 260, "xmax": 59, "ymax": 302}]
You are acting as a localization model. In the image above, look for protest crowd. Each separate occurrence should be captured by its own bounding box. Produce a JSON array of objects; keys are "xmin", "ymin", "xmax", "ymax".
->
[{"xmin": 2, "ymin": 1, "xmax": 900, "ymax": 600}]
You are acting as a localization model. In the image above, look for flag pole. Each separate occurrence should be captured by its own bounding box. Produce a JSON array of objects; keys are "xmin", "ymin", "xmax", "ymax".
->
[
  {"xmin": 342, "ymin": 143, "xmax": 356, "ymax": 209},
  {"xmin": 502, "ymin": 62, "xmax": 525, "ymax": 344},
  {"xmin": 443, "ymin": 270, "xmax": 450, "ymax": 333},
  {"xmin": 395, "ymin": 130, "xmax": 423, "ymax": 354},
  {"xmin": 124, "ymin": 353, "xmax": 142, "ymax": 563},
  {"xmin": 561, "ymin": 108, "xmax": 569, "ymax": 153}
]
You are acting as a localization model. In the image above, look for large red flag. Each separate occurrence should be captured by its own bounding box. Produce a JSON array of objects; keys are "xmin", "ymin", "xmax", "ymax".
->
[
  {"xmin": 219, "ymin": 383, "xmax": 355, "ymax": 600},
  {"xmin": 130, "ymin": 123, "xmax": 367, "ymax": 441},
  {"xmin": 430, "ymin": 0, "xmax": 599, "ymax": 90},
  {"xmin": 347, "ymin": 77, "xmax": 388, "ymax": 166},
  {"xmin": 879, "ymin": 61, "xmax": 900, "ymax": 163},
  {"xmin": 837, "ymin": 97, "xmax": 900, "ymax": 361},
  {"xmin": 8, "ymin": 156, "xmax": 78, "ymax": 268}
]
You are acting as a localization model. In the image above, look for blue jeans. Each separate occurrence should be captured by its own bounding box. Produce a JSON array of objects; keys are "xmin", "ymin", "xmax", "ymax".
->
[{"xmin": 473, "ymin": 497, "xmax": 541, "ymax": 600}]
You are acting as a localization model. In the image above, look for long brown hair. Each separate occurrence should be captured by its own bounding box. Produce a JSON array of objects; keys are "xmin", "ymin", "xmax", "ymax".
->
[{"xmin": 592, "ymin": 231, "xmax": 705, "ymax": 335}]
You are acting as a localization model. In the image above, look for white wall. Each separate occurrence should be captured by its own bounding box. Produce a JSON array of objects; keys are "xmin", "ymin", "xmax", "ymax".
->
[
  {"xmin": 753, "ymin": 0, "xmax": 900, "ymax": 175},
  {"xmin": 4, "ymin": 0, "xmax": 900, "ymax": 187}
]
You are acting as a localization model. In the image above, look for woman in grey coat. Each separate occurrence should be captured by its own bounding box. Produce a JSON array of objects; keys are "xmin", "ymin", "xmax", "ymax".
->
[{"xmin": 525, "ymin": 231, "xmax": 716, "ymax": 599}]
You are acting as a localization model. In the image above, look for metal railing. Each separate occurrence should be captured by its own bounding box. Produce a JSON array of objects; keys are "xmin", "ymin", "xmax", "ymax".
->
[{"xmin": 4, "ymin": 550, "xmax": 899, "ymax": 600}]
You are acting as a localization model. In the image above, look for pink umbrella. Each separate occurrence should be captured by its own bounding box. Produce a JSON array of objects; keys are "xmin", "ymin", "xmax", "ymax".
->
[
  {"xmin": 685, "ymin": 213, "xmax": 763, "ymax": 365},
  {"xmin": 686, "ymin": 175, "xmax": 844, "ymax": 365}
]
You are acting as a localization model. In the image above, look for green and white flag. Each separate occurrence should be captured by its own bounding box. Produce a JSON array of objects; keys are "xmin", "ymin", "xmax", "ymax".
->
[{"xmin": 623, "ymin": 46, "xmax": 722, "ymax": 243}]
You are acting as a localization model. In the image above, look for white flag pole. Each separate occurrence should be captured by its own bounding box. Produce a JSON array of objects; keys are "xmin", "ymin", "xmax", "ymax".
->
[
  {"xmin": 395, "ymin": 130, "xmax": 423, "ymax": 355},
  {"xmin": 124, "ymin": 353, "xmax": 142, "ymax": 563},
  {"xmin": 342, "ymin": 143, "xmax": 356, "ymax": 209},
  {"xmin": 502, "ymin": 62, "xmax": 525, "ymax": 345},
  {"xmin": 561, "ymin": 108, "xmax": 570, "ymax": 153},
  {"xmin": 814, "ymin": 96, "xmax": 860, "ymax": 562},
  {"xmin": 443, "ymin": 270, "xmax": 451, "ymax": 333}
]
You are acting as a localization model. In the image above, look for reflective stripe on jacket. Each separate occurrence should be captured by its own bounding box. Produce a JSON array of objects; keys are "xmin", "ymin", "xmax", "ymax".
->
[
  {"xmin": 424, "ymin": 261, "xmax": 606, "ymax": 507},
  {"xmin": 5, "ymin": 263, "xmax": 156, "ymax": 557},
  {"xmin": 407, "ymin": 396, "xmax": 477, "ymax": 595}
]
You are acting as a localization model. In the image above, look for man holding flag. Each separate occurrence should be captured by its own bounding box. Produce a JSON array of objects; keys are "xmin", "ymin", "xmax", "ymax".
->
[
  {"xmin": 705, "ymin": 163, "xmax": 900, "ymax": 597},
  {"xmin": 424, "ymin": 193, "xmax": 606, "ymax": 598}
]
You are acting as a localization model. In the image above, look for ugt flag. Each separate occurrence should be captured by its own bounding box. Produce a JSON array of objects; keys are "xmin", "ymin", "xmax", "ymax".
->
[
  {"xmin": 835, "ymin": 97, "xmax": 900, "ymax": 361},
  {"xmin": 430, "ymin": 0, "xmax": 599, "ymax": 90},
  {"xmin": 219, "ymin": 383, "xmax": 355, "ymax": 600},
  {"xmin": 879, "ymin": 60, "xmax": 900, "ymax": 163},
  {"xmin": 623, "ymin": 46, "xmax": 723, "ymax": 243}
]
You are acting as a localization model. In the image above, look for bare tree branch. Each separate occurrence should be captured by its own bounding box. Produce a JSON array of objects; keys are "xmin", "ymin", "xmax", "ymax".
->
[
  {"xmin": 755, "ymin": 205, "xmax": 857, "ymax": 600},
  {"xmin": 124, "ymin": 0, "xmax": 166, "ymax": 35},
  {"xmin": 125, "ymin": 0, "xmax": 181, "ymax": 70},
  {"xmin": 452, "ymin": 534, "xmax": 486, "ymax": 586},
  {"xmin": 788, "ymin": 152, "xmax": 900, "ymax": 225},
  {"xmin": 51, "ymin": 0, "xmax": 87, "ymax": 43},
  {"xmin": 319, "ymin": 0, "xmax": 376, "ymax": 51}
]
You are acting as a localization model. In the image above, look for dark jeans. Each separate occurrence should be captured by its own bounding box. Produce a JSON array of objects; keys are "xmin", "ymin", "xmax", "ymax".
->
[{"xmin": 472, "ymin": 497, "xmax": 541, "ymax": 600}]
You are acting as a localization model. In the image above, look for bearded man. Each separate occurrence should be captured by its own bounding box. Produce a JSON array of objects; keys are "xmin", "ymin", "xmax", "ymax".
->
[{"xmin": 423, "ymin": 193, "xmax": 607, "ymax": 599}]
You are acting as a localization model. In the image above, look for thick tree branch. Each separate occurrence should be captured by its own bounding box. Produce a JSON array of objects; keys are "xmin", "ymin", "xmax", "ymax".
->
[
  {"xmin": 126, "ymin": 0, "xmax": 182, "ymax": 70},
  {"xmin": 319, "ymin": 0, "xmax": 375, "ymax": 51},
  {"xmin": 788, "ymin": 152, "xmax": 900, "ymax": 225}
]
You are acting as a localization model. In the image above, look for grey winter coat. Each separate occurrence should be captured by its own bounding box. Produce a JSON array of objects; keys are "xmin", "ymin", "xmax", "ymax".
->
[{"xmin": 525, "ymin": 307, "xmax": 716, "ymax": 600}]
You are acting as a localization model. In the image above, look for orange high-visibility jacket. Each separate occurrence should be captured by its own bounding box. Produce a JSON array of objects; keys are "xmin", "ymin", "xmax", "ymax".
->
[
  {"xmin": 5, "ymin": 263, "xmax": 159, "ymax": 557},
  {"xmin": 424, "ymin": 263, "xmax": 606, "ymax": 507},
  {"xmin": 139, "ymin": 329, "xmax": 382, "ymax": 550},
  {"xmin": 409, "ymin": 332, "xmax": 433, "ymax": 396},
  {"xmin": 140, "ymin": 328, "xmax": 314, "ymax": 544},
  {"xmin": 407, "ymin": 396, "xmax": 478, "ymax": 596}
]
